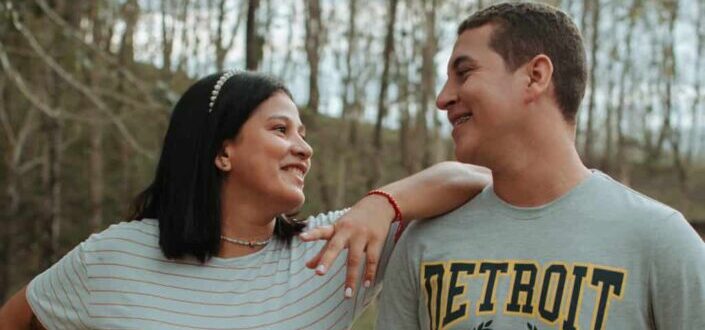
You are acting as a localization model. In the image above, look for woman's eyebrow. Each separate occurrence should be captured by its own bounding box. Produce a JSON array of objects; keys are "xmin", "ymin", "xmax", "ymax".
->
[{"xmin": 267, "ymin": 115, "xmax": 306, "ymax": 134}]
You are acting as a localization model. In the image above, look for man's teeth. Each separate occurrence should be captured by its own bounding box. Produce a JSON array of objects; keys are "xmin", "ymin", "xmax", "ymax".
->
[
  {"xmin": 286, "ymin": 167, "xmax": 304, "ymax": 175},
  {"xmin": 454, "ymin": 114, "xmax": 472, "ymax": 126}
]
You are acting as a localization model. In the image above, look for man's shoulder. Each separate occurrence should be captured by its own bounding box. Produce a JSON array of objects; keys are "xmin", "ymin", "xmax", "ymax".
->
[
  {"xmin": 590, "ymin": 171, "xmax": 678, "ymax": 221},
  {"xmin": 401, "ymin": 195, "xmax": 486, "ymax": 241}
]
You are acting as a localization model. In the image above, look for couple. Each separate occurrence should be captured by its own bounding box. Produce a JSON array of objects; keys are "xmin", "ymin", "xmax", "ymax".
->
[{"xmin": 2, "ymin": 2, "xmax": 704, "ymax": 329}]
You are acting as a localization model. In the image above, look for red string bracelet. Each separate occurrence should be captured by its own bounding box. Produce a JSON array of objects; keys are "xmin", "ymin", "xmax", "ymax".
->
[
  {"xmin": 366, "ymin": 190, "xmax": 403, "ymax": 223},
  {"xmin": 366, "ymin": 190, "xmax": 407, "ymax": 242}
]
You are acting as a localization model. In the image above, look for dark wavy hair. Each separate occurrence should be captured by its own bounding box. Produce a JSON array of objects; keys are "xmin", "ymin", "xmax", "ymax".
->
[{"xmin": 129, "ymin": 71, "xmax": 305, "ymax": 262}]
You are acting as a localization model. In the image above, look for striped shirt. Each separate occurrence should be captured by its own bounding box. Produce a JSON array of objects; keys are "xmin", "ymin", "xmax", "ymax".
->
[{"xmin": 26, "ymin": 210, "xmax": 400, "ymax": 329}]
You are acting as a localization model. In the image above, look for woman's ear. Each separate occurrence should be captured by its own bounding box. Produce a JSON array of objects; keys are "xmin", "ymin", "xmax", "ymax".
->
[{"xmin": 214, "ymin": 146, "xmax": 232, "ymax": 172}]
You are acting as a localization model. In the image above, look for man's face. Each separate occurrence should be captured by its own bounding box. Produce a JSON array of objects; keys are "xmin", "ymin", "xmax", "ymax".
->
[{"xmin": 437, "ymin": 24, "xmax": 529, "ymax": 166}]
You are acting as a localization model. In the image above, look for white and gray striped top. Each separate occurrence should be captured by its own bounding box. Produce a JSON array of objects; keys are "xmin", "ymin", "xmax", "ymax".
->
[{"xmin": 26, "ymin": 210, "xmax": 400, "ymax": 330}]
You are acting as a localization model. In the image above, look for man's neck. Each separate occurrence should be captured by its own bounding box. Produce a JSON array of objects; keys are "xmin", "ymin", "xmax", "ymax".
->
[{"xmin": 490, "ymin": 129, "xmax": 590, "ymax": 207}]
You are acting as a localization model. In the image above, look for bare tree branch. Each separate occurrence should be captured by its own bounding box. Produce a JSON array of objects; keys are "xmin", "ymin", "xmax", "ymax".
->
[
  {"xmin": 8, "ymin": 8, "xmax": 155, "ymax": 159},
  {"xmin": 34, "ymin": 0, "xmax": 164, "ymax": 110},
  {"xmin": 0, "ymin": 77, "xmax": 16, "ymax": 146},
  {"xmin": 0, "ymin": 40, "xmax": 60, "ymax": 119}
]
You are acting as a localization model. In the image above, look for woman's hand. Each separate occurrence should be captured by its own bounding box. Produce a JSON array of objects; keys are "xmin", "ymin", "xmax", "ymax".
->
[
  {"xmin": 299, "ymin": 194, "xmax": 396, "ymax": 299},
  {"xmin": 300, "ymin": 162, "xmax": 491, "ymax": 299}
]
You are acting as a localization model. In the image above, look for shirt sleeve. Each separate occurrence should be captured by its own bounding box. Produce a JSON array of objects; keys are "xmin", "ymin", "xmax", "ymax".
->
[
  {"xmin": 649, "ymin": 212, "xmax": 705, "ymax": 329},
  {"xmin": 376, "ymin": 222, "xmax": 422, "ymax": 330},
  {"xmin": 26, "ymin": 241, "xmax": 93, "ymax": 330},
  {"xmin": 304, "ymin": 209, "xmax": 351, "ymax": 229}
]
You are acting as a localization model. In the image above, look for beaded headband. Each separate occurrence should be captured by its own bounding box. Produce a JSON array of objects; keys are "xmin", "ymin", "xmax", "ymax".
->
[{"xmin": 208, "ymin": 70, "xmax": 238, "ymax": 113}]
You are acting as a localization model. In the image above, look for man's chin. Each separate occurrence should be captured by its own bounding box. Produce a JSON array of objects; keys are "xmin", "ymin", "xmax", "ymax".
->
[{"xmin": 454, "ymin": 146, "xmax": 477, "ymax": 164}]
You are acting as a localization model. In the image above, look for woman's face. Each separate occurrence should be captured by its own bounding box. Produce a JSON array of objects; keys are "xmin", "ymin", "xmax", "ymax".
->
[{"xmin": 219, "ymin": 92, "xmax": 313, "ymax": 211}]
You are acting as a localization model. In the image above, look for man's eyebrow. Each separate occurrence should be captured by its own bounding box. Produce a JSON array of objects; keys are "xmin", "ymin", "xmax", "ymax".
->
[{"xmin": 451, "ymin": 55, "xmax": 477, "ymax": 71}]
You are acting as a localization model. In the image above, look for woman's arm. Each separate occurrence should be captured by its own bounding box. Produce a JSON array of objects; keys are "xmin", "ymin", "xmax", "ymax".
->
[
  {"xmin": 0, "ymin": 286, "xmax": 45, "ymax": 330},
  {"xmin": 375, "ymin": 161, "xmax": 490, "ymax": 220},
  {"xmin": 300, "ymin": 161, "xmax": 490, "ymax": 297}
]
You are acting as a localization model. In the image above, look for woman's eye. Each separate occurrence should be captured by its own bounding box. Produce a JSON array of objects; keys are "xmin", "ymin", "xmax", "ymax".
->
[{"xmin": 275, "ymin": 126, "xmax": 287, "ymax": 133}]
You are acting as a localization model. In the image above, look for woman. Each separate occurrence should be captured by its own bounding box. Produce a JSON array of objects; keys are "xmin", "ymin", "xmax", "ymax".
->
[{"xmin": 0, "ymin": 71, "xmax": 489, "ymax": 329}]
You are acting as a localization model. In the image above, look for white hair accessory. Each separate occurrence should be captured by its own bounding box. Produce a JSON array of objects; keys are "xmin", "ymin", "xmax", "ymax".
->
[{"xmin": 208, "ymin": 70, "xmax": 238, "ymax": 113}]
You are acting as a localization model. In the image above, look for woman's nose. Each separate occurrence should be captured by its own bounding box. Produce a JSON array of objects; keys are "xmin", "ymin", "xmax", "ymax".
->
[{"xmin": 293, "ymin": 137, "xmax": 313, "ymax": 159}]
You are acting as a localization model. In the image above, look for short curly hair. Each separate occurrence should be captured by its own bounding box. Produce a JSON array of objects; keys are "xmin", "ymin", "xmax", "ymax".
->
[{"xmin": 458, "ymin": 2, "xmax": 587, "ymax": 122}]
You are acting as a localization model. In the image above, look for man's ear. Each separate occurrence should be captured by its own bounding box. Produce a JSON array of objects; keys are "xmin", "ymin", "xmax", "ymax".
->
[{"xmin": 524, "ymin": 54, "xmax": 554, "ymax": 103}]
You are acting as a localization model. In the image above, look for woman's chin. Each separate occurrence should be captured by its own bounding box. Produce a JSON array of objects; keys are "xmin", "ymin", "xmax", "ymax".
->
[{"xmin": 277, "ymin": 190, "xmax": 305, "ymax": 211}]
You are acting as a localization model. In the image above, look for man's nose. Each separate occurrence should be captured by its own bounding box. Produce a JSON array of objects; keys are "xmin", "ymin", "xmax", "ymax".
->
[{"xmin": 436, "ymin": 81, "xmax": 457, "ymax": 111}]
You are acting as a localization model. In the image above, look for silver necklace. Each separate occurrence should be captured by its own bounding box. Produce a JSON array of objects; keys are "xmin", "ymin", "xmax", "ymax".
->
[{"xmin": 220, "ymin": 235, "xmax": 272, "ymax": 248}]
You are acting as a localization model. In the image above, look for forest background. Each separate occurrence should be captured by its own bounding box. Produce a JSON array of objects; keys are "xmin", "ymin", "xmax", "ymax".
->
[{"xmin": 1, "ymin": 0, "xmax": 703, "ymax": 328}]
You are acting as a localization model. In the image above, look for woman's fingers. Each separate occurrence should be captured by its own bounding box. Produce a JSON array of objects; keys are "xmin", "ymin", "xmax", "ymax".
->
[
  {"xmin": 302, "ymin": 226, "xmax": 335, "ymax": 269},
  {"xmin": 344, "ymin": 239, "xmax": 366, "ymax": 299},
  {"xmin": 305, "ymin": 243, "xmax": 325, "ymax": 269},
  {"xmin": 312, "ymin": 233, "xmax": 348, "ymax": 276},
  {"xmin": 299, "ymin": 225, "xmax": 334, "ymax": 241},
  {"xmin": 363, "ymin": 239, "xmax": 383, "ymax": 288}
]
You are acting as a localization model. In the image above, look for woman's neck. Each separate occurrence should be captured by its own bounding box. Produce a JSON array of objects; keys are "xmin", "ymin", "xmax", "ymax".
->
[{"xmin": 218, "ymin": 187, "xmax": 277, "ymax": 258}]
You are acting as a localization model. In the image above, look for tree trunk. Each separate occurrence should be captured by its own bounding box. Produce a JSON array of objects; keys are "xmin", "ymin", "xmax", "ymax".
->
[
  {"xmin": 373, "ymin": 0, "xmax": 398, "ymax": 151},
  {"xmin": 690, "ymin": 1, "xmax": 704, "ymax": 163},
  {"xmin": 601, "ymin": 43, "xmax": 617, "ymax": 173},
  {"xmin": 0, "ymin": 77, "xmax": 15, "ymax": 302},
  {"xmin": 369, "ymin": 0, "xmax": 398, "ymax": 189},
  {"xmin": 397, "ymin": 38, "xmax": 413, "ymax": 174},
  {"xmin": 278, "ymin": 1, "xmax": 297, "ymax": 80},
  {"xmin": 34, "ymin": 0, "xmax": 76, "ymax": 269},
  {"xmin": 421, "ymin": 0, "xmax": 439, "ymax": 167},
  {"xmin": 246, "ymin": 0, "xmax": 261, "ymax": 70},
  {"xmin": 582, "ymin": 0, "xmax": 599, "ymax": 165},
  {"xmin": 616, "ymin": 0, "xmax": 639, "ymax": 184},
  {"xmin": 38, "ymin": 99, "xmax": 63, "ymax": 269},
  {"xmin": 333, "ymin": 0, "xmax": 358, "ymax": 208},
  {"xmin": 213, "ymin": 0, "xmax": 243, "ymax": 71},
  {"xmin": 651, "ymin": 0, "xmax": 678, "ymax": 162},
  {"xmin": 303, "ymin": 0, "xmax": 331, "ymax": 207},
  {"xmin": 87, "ymin": 0, "xmax": 105, "ymax": 231},
  {"xmin": 118, "ymin": 0, "xmax": 139, "ymax": 206},
  {"xmin": 161, "ymin": 0, "xmax": 175, "ymax": 75},
  {"xmin": 304, "ymin": 0, "xmax": 323, "ymax": 113}
]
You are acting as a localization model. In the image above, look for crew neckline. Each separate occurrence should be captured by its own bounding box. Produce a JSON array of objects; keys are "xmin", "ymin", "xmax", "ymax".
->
[
  {"xmin": 209, "ymin": 237, "xmax": 280, "ymax": 266},
  {"xmin": 140, "ymin": 218, "xmax": 281, "ymax": 266},
  {"xmin": 481, "ymin": 170, "xmax": 599, "ymax": 220}
]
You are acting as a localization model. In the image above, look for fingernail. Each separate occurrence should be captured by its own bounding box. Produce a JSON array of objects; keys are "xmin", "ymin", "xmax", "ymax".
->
[
  {"xmin": 316, "ymin": 265, "xmax": 326, "ymax": 275},
  {"xmin": 299, "ymin": 232, "xmax": 309, "ymax": 239},
  {"xmin": 344, "ymin": 287, "xmax": 353, "ymax": 298},
  {"xmin": 363, "ymin": 280, "xmax": 371, "ymax": 288}
]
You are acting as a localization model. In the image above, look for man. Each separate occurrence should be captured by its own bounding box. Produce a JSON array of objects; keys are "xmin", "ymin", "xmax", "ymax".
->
[{"xmin": 377, "ymin": 2, "xmax": 705, "ymax": 330}]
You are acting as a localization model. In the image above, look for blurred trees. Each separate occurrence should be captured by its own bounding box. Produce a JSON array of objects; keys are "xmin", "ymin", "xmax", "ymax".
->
[{"xmin": 0, "ymin": 0, "xmax": 703, "ymax": 304}]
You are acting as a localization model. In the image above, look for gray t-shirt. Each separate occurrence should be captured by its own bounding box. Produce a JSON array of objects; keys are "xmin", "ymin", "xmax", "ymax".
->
[{"xmin": 377, "ymin": 171, "xmax": 705, "ymax": 330}]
